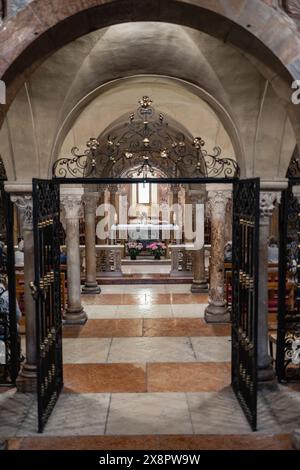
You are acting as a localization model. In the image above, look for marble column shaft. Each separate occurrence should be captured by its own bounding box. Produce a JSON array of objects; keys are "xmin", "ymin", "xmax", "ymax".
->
[
  {"xmin": 205, "ymin": 190, "xmax": 231, "ymax": 323},
  {"xmin": 82, "ymin": 193, "xmax": 100, "ymax": 294},
  {"xmin": 11, "ymin": 195, "xmax": 37, "ymax": 391},
  {"xmin": 61, "ymin": 194, "xmax": 87, "ymax": 325}
]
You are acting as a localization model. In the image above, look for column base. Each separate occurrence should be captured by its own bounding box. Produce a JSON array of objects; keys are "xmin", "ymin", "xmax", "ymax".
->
[
  {"xmin": 257, "ymin": 363, "xmax": 276, "ymax": 383},
  {"xmin": 16, "ymin": 363, "xmax": 37, "ymax": 392},
  {"xmin": 205, "ymin": 303, "xmax": 230, "ymax": 323},
  {"xmin": 82, "ymin": 282, "xmax": 101, "ymax": 294},
  {"xmin": 63, "ymin": 307, "xmax": 88, "ymax": 325},
  {"xmin": 191, "ymin": 280, "xmax": 208, "ymax": 293}
]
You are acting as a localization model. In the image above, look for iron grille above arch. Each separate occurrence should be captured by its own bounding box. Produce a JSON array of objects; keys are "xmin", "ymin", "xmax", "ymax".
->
[{"xmin": 53, "ymin": 96, "xmax": 240, "ymax": 180}]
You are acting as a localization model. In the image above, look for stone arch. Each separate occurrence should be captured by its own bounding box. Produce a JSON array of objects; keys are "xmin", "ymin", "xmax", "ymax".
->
[
  {"xmin": 51, "ymin": 75, "xmax": 244, "ymax": 177},
  {"xmin": 1, "ymin": 0, "xmax": 299, "ymax": 122}
]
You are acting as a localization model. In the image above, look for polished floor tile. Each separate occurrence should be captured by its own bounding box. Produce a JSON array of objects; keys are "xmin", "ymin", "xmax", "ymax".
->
[
  {"xmin": 64, "ymin": 364, "xmax": 146, "ymax": 393},
  {"xmin": 63, "ymin": 338, "xmax": 111, "ymax": 363},
  {"xmin": 164, "ymin": 284, "xmax": 193, "ymax": 294},
  {"xmin": 108, "ymin": 337, "xmax": 196, "ymax": 363},
  {"xmin": 171, "ymin": 303, "xmax": 207, "ymax": 317},
  {"xmin": 116, "ymin": 304, "xmax": 173, "ymax": 318},
  {"xmin": 106, "ymin": 393, "xmax": 193, "ymax": 435},
  {"xmin": 83, "ymin": 305, "xmax": 118, "ymax": 319},
  {"xmin": 143, "ymin": 318, "xmax": 231, "ymax": 337},
  {"xmin": 81, "ymin": 293, "xmax": 208, "ymax": 306},
  {"xmin": 147, "ymin": 363, "xmax": 231, "ymax": 392},
  {"xmin": 191, "ymin": 337, "xmax": 232, "ymax": 362},
  {"xmin": 171, "ymin": 293, "xmax": 209, "ymax": 304},
  {"xmin": 17, "ymin": 393, "xmax": 110, "ymax": 437},
  {"xmin": 63, "ymin": 319, "xmax": 143, "ymax": 338},
  {"xmin": 187, "ymin": 389, "xmax": 251, "ymax": 434}
]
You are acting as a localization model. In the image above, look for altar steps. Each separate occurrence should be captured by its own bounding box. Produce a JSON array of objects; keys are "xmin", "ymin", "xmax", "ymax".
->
[{"xmin": 95, "ymin": 274, "xmax": 193, "ymax": 284}]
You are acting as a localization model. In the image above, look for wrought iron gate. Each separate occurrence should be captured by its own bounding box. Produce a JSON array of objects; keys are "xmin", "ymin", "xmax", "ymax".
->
[
  {"xmin": 232, "ymin": 178, "xmax": 260, "ymax": 431},
  {"xmin": 0, "ymin": 181, "xmax": 20, "ymax": 385},
  {"xmin": 32, "ymin": 179, "xmax": 63, "ymax": 432},
  {"xmin": 277, "ymin": 181, "xmax": 300, "ymax": 381}
]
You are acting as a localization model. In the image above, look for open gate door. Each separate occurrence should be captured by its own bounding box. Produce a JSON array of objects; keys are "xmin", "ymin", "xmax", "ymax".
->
[
  {"xmin": 231, "ymin": 178, "xmax": 260, "ymax": 431},
  {"xmin": 32, "ymin": 179, "xmax": 63, "ymax": 433}
]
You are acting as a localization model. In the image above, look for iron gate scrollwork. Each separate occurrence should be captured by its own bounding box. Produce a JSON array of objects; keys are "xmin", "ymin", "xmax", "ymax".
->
[
  {"xmin": 277, "ymin": 181, "xmax": 300, "ymax": 381},
  {"xmin": 0, "ymin": 181, "xmax": 20, "ymax": 385},
  {"xmin": 32, "ymin": 179, "xmax": 63, "ymax": 432},
  {"xmin": 232, "ymin": 178, "xmax": 260, "ymax": 431}
]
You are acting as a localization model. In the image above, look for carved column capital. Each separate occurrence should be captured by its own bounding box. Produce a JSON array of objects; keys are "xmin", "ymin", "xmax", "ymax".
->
[
  {"xmin": 82, "ymin": 192, "xmax": 99, "ymax": 215},
  {"xmin": 11, "ymin": 194, "xmax": 33, "ymax": 230},
  {"xmin": 61, "ymin": 194, "xmax": 83, "ymax": 220},
  {"xmin": 171, "ymin": 183, "xmax": 181, "ymax": 195},
  {"xmin": 207, "ymin": 190, "xmax": 231, "ymax": 218},
  {"xmin": 189, "ymin": 190, "xmax": 207, "ymax": 206},
  {"xmin": 108, "ymin": 184, "xmax": 118, "ymax": 196},
  {"xmin": 97, "ymin": 184, "xmax": 108, "ymax": 194},
  {"xmin": 259, "ymin": 191, "xmax": 281, "ymax": 219}
]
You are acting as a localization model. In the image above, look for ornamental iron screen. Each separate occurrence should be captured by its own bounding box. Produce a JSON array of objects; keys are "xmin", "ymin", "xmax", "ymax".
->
[
  {"xmin": 277, "ymin": 179, "xmax": 300, "ymax": 381},
  {"xmin": 0, "ymin": 179, "xmax": 20, "ymax": 385},
  {"xmin": 231, "ymin": 178, "xmax": 260, "ymax": 431},
  {"xmin": 53, "ymin": 96, "xmax": 239, "ymax": 181},
  {"xmin": 32, "ymin": 179, "xmax": 63, "ymax": 432}
]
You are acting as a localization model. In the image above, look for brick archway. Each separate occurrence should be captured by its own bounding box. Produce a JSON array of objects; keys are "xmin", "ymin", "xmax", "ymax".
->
[{"xmin": 0, "ymin": 0, "xmax": 299, "ymax": 126}]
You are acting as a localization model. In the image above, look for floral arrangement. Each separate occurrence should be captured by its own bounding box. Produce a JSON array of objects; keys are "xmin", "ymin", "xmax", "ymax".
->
[
  {"xmin": 127, "ymin": 241, "xmax": 143, "ymax": 259},
  {"xmin": 147, "ymin": 241, "xmax": 166, "ymax": 259}
]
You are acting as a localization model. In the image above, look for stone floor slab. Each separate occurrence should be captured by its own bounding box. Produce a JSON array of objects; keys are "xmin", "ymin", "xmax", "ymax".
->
[
  {"xmin": 106, "ymin": 393, "xmax": 193, "ymax": 435},
  {"xmin": 63, "ymin": 338, "xmax": 111, "ymax": 363},
  {"xmin": 108, "ymin": 337, "xmax": 196, "ymax": 363},
  {"xmin": 17, "ymin": 393, "xmax": 110, "ymax": 437},
  {"xmin": 187, "ymin": 389, "xmax": 252, "ymax": 434},
  {"xmin": 191, "ymin": 337, "xmax": 232, "ymax": 362}
]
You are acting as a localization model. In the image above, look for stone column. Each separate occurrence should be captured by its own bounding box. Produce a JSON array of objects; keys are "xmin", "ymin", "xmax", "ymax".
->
[
  {"xmin": 205, "ymin": 189, "xmax": 231, "ymax": 323},
  {"xmin": 82, "ymin": 192, "xmax": 100, "ymax": 294},
  {"xmin": 61, "ymin": 191, "xmax": 87, "ymax": 325},
  {"xmin": 257, "ymin": 192, "xmax": 279, "ymax": 382},
  {"xmin": 11, "ymin": 195, "xmax": 37, "ymax": 392},
  {"xmin": 190, "ymin": 191, "xmax": 208, "ymax": 293}
]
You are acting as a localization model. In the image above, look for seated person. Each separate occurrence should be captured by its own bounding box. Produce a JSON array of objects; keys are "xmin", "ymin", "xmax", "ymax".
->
[
  {"xmin": 0, "ymin": 274, "xmax": 23, "ymax": 365},
  {"xmin": 60, "ymin": 248, "xmax": 67, "ymax": 264},
  {"xmin": 15, "ymin": 237, "xmax": 24, "ymax": 268},
  {"xmin": 224, "ymin": 241, "xmax": 232, "ymax": 262},
  {"xmin": 268, "ymin": 237, "xmax": 279, "ymax": 264}
]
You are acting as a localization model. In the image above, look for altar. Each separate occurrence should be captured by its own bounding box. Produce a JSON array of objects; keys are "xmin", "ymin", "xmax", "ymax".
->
[{"xmin": 110, "ymin": 223, "xmax": 181, "ymax": 241}]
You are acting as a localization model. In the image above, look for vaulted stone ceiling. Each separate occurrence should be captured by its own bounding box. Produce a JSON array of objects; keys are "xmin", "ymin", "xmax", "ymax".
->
[{"xmin": 0, "ymin": 19, "xmax": 297, "ymax": 182}]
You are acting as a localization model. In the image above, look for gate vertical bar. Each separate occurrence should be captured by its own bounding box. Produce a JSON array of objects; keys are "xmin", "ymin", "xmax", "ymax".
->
[
  {"xmin": 33, "ymin": 179, "xmax": 63, "ymax": 432},
  {"xmin": 277, "ymin": 182, "xmax": 300, "ymax": 381},
  {"xmin": 232, "ymin": 178, "xmax": 259, "ymax": 431}
]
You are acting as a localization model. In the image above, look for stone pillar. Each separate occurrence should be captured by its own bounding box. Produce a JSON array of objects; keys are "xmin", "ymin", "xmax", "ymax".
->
[
  {"xmin": 11, "ymin": 195, "xmax": 37, "ymax": 392},
  {"xmin": 257, "ymin": 192, "xmax": 279, "ymax": 382},
  {"xmin": 82, "ymin": 192, "xmax": 101, "ymax": 294},
  {"xmin": 61, "ymin": 190, "xmax": 87, "ymax": 325},
  {"xmin": 190, "ymin": 191, "xmax": 208, "ymax": 293},
  {"xmin": 205, "ymin": 189, "xmax": 231, "ymax": 323}
]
